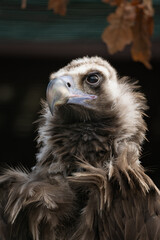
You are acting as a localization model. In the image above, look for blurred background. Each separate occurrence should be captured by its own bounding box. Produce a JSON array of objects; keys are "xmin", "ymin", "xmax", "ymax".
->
[{"xmin": 0, "ymin": 0, "xmax": 160, "ymax": 187}]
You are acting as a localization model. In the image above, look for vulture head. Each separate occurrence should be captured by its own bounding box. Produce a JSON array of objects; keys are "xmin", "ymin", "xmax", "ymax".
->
[{"xmin": 37, "ymin": 56, "xmax": 147, "ymax": 174}]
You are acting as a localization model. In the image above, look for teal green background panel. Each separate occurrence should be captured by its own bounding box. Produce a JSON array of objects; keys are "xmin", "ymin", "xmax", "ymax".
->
[{"xmin": 0, "ymin": 0, "xmax": 159, "ymax": 42}]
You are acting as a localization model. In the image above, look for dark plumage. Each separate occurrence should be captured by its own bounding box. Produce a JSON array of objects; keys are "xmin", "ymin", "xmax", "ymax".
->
[{"xmin": 0, "ymin": 56, "xmax": 160, "ymax": 240}]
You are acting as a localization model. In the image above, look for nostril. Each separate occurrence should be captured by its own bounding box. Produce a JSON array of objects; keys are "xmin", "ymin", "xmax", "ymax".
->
[{"xmin": 67, "ymin": 82, "xmax": 71, "ymax": 88}]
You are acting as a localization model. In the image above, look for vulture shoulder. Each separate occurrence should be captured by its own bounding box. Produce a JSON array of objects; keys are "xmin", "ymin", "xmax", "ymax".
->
[{"xmin": 0, "ymin": 56, "xmax": 160, "ymax": 240}]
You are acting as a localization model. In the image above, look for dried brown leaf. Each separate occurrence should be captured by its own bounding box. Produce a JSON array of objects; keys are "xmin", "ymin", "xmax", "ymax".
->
[
  {"xmin": 131, "ymin": 10, "xmax": 153, "ymax": 69},
  {"xmin": 147, "ymin": 16, "xmax": 154, "ymax": 36},
  {"xmin": 48, "ymin": 0, "xmax": 68, "ymax": 16},
  {"xmin": 141, "ymin": 0, "xmax": 154, "ymax": 16},
  {"xmin": 102, "ymin": 3, "xmax": 136, "ymax": 54},
  {"xmin": 21, "ymin": 0, "xmax": 27, "ymax": 9}
]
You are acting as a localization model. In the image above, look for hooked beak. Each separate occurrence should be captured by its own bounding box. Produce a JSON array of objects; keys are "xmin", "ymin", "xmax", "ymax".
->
[{"xmin": 46, "ymin": 76, "xmax": 97, "ymax": 115}]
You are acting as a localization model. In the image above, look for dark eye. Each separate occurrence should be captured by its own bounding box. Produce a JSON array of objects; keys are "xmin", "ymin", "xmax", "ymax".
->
[{"xmin": 86, "ymin": 73, "xmax": 100, "ymax": 85}]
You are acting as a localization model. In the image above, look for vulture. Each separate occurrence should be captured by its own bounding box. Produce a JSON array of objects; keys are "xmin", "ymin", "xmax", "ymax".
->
[{"xmin": 0, "ymin": 56, "xmax": 160, "ymax": 240}]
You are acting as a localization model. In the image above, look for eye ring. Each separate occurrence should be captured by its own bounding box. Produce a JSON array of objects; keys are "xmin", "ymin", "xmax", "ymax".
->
[{"xmin": 86, "ymin": 73, "xmax": 100, "ymax": 86}]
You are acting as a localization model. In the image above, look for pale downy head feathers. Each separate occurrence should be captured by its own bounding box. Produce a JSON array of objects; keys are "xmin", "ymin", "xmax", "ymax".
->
[{"xmin": 37, "ymin": 56, "xmax": 147, "ymax": 165}]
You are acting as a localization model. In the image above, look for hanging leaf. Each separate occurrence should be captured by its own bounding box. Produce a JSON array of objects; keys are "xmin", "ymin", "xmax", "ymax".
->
[
  {"xmin": 130, "ymin": 0, "xmax": 154, "ymax": 69},
  {"xmin": 48, "ymin": 0, "xmax": 69, "ymax": 16},
  {"xmin": 131, "ymin": 9, "xmax": 153, "ymax": 69},
  {"xmin": 21, "ymin": 0, "xmax": 27, "ymax": 9},
  {"xmin": 141, "ymin": 0, "xmax": 154, "ymax": 16},
  {"xmin": 147, "ymin": 15, "xmax": 154, "ymax": 36},
  {"xmin": 102, "ymin": 3, "xmax": 136, "ymax": 54},
  {"xmin": 130, "ymin": 0, "xmax": 154, "ymax": 16}
]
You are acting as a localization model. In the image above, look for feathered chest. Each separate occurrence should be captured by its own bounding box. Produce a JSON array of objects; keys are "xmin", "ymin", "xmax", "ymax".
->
[{"xmin": 48, "ymin": 123, "xmax": 113, "ymax": 166}]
